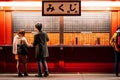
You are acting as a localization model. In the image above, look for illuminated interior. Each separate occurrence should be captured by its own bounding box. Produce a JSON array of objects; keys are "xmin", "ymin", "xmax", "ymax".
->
[{"xmin": 0, "ymin": 1, "xmax": 120, "ymax": 45}]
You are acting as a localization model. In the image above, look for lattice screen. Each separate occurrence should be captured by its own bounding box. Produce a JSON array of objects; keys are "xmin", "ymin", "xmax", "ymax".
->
[{"xmin": 64, "ymin": 12, "xmax": 111, "ymax": 32}]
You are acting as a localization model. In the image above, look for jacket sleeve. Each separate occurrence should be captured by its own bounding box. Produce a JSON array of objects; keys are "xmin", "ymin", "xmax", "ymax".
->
[
  {"xmin": 12, "ymin": 36, "xmax": 18, "ymax": 54},
  {"xmin": 45, "ymin": 33, "xmax": 49, "ymax": 42},
  {"xmin": 33, "ymin": 34, "xmax": 39, "ymax": 47}
]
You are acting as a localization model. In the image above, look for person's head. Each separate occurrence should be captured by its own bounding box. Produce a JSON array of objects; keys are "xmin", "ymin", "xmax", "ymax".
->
[
  {"xmin": 35, "ymin": 23, "xmax": 42, "ymax": 32},
  {"xmin": 17, "ymin": 30, "xmax": 25, "ymax": 37}
]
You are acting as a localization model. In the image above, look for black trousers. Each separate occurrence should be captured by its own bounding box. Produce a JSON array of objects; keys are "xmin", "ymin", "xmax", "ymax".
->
[
  {"xmin": 37, "ymin": 57, "xmax": 48, "ymax": 75},
  {"xmin": 114, "ymin": 51, "xmax": 120, "ymax": 76}
]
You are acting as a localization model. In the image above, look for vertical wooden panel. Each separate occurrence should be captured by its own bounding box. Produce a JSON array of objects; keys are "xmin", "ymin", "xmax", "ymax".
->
[
  {"xmin": 5, "ymin": 12, "xmax": 12, "ymax": 45},
  {"xmin": 0, "ymin": 11, "xmax": 5, "ymax": 45},
  {"xmin": 111, "ymin": 11, "xmax": 118, "ymax": 36},
  {"xmin": 60, "ymin": 16, "xmax": 64, "ymax": 44},
  {"xmin": 118, "ymin": 11, "xmax": 120, "ymax": 26}
]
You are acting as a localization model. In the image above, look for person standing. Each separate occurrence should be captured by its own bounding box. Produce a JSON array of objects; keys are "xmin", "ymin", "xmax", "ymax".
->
[
  {"xmin": 13, "ymin": 30, "xmax": 29, "ymax": 77},
  {"xmin": 33, "ymin": 23, "xmax": 49, "ymax": 77},
  {"xmin": 110, "ymin": 26, "xmax": 120, "ymax": 77}
]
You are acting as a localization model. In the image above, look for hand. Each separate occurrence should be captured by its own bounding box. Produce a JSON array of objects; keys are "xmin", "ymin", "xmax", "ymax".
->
[{"xmin": 29, "ymin": 44, "xmax": 33, "ymax": 47}]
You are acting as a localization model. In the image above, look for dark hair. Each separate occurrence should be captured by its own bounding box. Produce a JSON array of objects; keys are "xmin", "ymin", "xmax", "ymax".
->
[
  {"xmin": 35, "ymin": 23, "xmax": 42, "ymax": 31},
  {"xmin": 117, "ymin": 27, "xmax": 120, "ymax": 30},
  {"xmin": 18, "ymin": 30, "xmax": 25, "ymax": 36}
]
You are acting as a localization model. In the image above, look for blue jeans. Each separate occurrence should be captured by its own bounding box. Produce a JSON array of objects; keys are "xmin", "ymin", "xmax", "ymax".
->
[
  {"xmin": 114, "ymin": 51, "xmax": 120, "ymax": 76},
  {"xmin": 37, "ymin": 57, "xmax": 48, "ymax": 75}
]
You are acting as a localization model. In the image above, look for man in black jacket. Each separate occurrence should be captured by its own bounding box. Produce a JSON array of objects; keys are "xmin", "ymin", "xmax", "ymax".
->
[{"xmin": 33, "ymin": 23, "xmax": 49, "ymax": 77}]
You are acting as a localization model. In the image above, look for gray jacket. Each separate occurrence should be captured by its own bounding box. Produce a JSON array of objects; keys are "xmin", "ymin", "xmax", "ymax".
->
[{"xmin": 33, "ymin": 31, "xmax": 49, "ymax": 61}]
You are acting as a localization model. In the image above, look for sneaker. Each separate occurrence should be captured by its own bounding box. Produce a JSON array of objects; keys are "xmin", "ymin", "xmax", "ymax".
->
[
  {"xmin": 18, "ymin": 72, "xmax": 23, "ymax": 77},
  {"xmin": 24, "ymin": 72, "xmax": 28, "ymax": 76},
  {"xmin": 35, "ymin": 74, "xmax": 42, "ymax": 77},
  {"xmin": 44, "ymin": 72, "xmax": 49, "ymax": 77}
]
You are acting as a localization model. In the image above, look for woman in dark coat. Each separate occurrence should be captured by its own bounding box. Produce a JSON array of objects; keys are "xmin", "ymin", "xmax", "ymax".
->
[{"xmin": 33, "ymin": 23, "xmax": 49, "ymax": 77}]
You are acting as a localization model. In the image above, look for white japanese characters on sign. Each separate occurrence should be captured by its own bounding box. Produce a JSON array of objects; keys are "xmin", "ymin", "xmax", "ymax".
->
[{"xmin": 42, "ymin": 1, "xmax": 81, "ymax": 16}]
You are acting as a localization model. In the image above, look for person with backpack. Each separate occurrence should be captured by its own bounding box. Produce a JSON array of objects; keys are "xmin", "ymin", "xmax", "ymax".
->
[
  {"xmin": 110, "ymin": 26, "xmax": 120, "ymax": 77},
  {"xmin": 33, "ymin": 23, "xmax": 49, "ymax": 77},
  {"xmin": 13, "ymin": 30, "xmax": 29, "ymax": 77}
]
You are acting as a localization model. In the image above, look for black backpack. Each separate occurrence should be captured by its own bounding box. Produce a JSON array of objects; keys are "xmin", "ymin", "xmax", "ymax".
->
[
  {"xmin": 116, "ymin": 32, "xmax": 120, "ymax": 48},
  {"xmin": 17, "ymin": 40, "xmax": 28, "ymax": 55}
]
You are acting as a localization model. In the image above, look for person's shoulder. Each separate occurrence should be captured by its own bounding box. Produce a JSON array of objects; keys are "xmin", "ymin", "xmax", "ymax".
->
[
  {"xmin": 42, "ymin": 31, "xmax": 46, "ymax": 33},
  {"xmin": 21, "ymin": 37, "xmax": 27, "ymax": 40},
  {"xmin": 34, "ymin": 33, "xmax": 40, "ymax": 37},
  {"xmin": 14, "ymin": 35, "xmax": 19, "ymax": 39},
  {"xmin": 112, "ymin": 32, "xmax": 117, "ymax": 37},
  {"xmin": 42, "ymin": 31, "xmax": 47, "ymax": 34},
  {"xmin": 14, "ymin": 35, "xmax": 18, "ymax": 37}
]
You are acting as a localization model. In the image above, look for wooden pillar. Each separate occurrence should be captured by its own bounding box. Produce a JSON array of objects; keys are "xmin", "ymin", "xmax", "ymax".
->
[
  {"xmin": 5, "ymin": 11, "xmax": 12, "ymax": 45},
  {"xmin": 0, "ymin": 10, "xmax": 12, "ymax": 45},
  {"xmin": 111, "ymin": 11, "xmax": 118, "ymax": 36},
  {"xmin": 60, "ymin": 16, "xmax": 64, "ymax": 44},
  {"xmin": 118, "ymin": 11, "xmax": 120, "ymax": 26},
  {"xmin": 0, "ymin": 11, "xmax": 5, "ymax": 45},
  {"xmin": 59, "ymin": 16, "xmax": 65, "ymax": 71}
]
